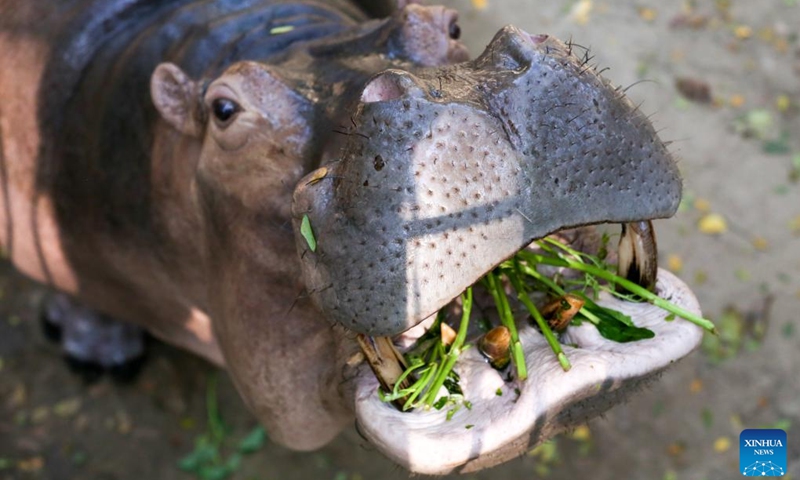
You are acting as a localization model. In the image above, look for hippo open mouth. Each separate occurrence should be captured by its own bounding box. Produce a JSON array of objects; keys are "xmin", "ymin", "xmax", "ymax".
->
[{"xmin": 292, "ymin": 26, "xmax": 702, "ymax": 474}]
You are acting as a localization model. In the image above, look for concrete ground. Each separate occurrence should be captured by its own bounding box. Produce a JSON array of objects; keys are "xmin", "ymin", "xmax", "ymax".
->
[{"xmin": 1, "ymin": 0, "xmax": 799, "ymax": 479}]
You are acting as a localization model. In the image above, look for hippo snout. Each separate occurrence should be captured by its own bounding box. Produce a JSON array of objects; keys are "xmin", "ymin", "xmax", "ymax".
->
[{"xmin": 293, "ymin": 25, "xmax": 681, "ymax": 337}]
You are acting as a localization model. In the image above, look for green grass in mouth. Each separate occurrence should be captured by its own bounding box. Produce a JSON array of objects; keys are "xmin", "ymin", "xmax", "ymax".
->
[{"xmin": 379, "ymin": 234, "xmax": 716, "ymax": 416}]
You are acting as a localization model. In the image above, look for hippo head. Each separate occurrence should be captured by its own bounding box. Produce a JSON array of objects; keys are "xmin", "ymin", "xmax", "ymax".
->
[
  {"xmin": 148, "ymin": 11, "xmax": 701, "ymax": 475},
  {"xmin": 294, "ymin": 26, "xmax": 682, "ymax": 336}
]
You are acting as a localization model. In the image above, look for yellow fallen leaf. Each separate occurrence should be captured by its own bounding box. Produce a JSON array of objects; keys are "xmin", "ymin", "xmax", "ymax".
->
[
  {"xmin": 667, "ymin": 442, "xmax": 686, "ymax": 457},
  {"xmin": 776, "ymin": 95, "xmax": 791, "ymax": 112},
  {"xmin": 729, "ymin": 94, "xmax": 745, "ymax": 108},
  {"xmin": 116, "ymin": 411, "xmax": 132, "ymax": 435},
  {"xmin": 730, "ymin": 414, "xmax": 743, "ymax": 430},
  {"xmin": 53, "ymin": 397, "xmax": 82, "ymax": 418},
  {"xmin": 31, "ymin": 406, "xmax": 49, "ymax": 424},
  {"xmin": 698, "ymin": 213, "xmax": 728, "ymax": 234},
  {"xmin": 471, "ymin": 0, "xmax": 488, "ymax": 10},
  {"xmin": 752, "ymin": 236, "xmax": 769, "ymax": 251},
  {"xmin": 758, "ymin": 27, "xmax": 775, "ymax": 42},
  {"xmin": 693, "ymin": 197, "xmax": 711, "ymax": 212},
  {"xmin": 638, "ymin": 7, "xmax": 657, "ymax": 22},
  {"xmin": 690, "ymin": 378, "xmax": 703, "ymax": 393},
  {"xmin": 667, "ymin": 254, "xmax": 684, "ymax": 273},
  {"xmin": 774, "ymin": 37, "xmax": 789, "ymax": 54},
  {"xmin": 570, "ymin": 0, "xmax": 593, "ymax": 25},
  {"xmin": 694, "ymin": 270, "xmax": 708, "ymax": 285},
  {"xmin": 570, "ymin": 425, "xmax": 592, "ymax": 441},
  {"xmin": 714, "ymin": 436, "xmax": 731, "ymax": 453},
  {"xmin": 790, "ymin": 215, "xmax": 800, "ymax": 233},
  {"xmin": 9, "ymin": 383, "xmax": 26, "ymax": 408},
  {"xmin": 17, "ymin": 457, "xmax": 44, "ymax": 472},
  {"xmin": 734, "ymin": 25, "xmax": 752, "ymax": 40}
]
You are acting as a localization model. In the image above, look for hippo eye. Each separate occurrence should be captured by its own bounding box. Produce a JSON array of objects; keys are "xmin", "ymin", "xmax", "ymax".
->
[
  {"xmin": 211, "ymin": 98, "xmax": 240, "ymax": 127},
  {"xmin": 448, "ymin": 22, "xmax": 461, "ymax": 40}
]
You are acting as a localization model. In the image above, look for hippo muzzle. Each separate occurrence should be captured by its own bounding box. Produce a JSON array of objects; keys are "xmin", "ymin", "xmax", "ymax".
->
[
  {"xmin": 293, "ymin": 26, "xmax": 681, "ymax": 337},
  {"xmin": 289, "ymin": 26, "xmax": 697, "ymax": 474}
]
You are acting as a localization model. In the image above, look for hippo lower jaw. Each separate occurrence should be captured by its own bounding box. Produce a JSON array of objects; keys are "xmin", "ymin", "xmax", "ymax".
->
[{"xmin": 352, "ymin": 268, "xmax": 702, "ymax": 475}]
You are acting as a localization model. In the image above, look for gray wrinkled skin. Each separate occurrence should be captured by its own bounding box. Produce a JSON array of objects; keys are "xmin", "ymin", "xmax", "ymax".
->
[{"xmin": 294, "ymin": 28, "xmax": 681, "ymax": 336}]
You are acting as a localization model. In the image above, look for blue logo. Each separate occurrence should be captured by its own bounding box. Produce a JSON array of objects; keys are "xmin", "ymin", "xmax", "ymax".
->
[{"xmin": 740, "ymin": 429, "xmax": 787, "ymax": 476}]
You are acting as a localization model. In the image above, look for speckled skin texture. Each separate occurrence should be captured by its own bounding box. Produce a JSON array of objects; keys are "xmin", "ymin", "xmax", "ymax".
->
[
  {"xmin": 294, "ymin": 28, "xmax": 680, "ymax": 336},
  {"xmin": 1, "ymin": 0, "xmax": 685, "ymax": 468}
]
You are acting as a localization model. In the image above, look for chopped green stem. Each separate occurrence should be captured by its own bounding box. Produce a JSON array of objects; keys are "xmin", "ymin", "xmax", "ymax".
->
[
  {"xmin": 421, "ymin": 288, "xmax": 473, "ymax": 407},
  {"xmin": 391, "ymin": 360, "xmax": 426, "ymax": 396},
  {"xmin": 516, "ymin": 261, "xmax": 603, "ymax": 326},
  {"xmin": 511, "ymin": 340, "xmax": 527, "ymax": 375},
  {"xmin": 506, "ymin": 270, "xmax": 571, "ymax": 372},
  {"xmin": 527, "ymin": 253, "xmax": 716, "ymax": 334},
  {"xmin": 541, "ymin": 237, "xmax": 609, "ymax": 270},
  {"xmin": 403, "ymin": 363, "xmax": 438, "ymax": 410},
  {"xmin": 484, "ymin": 272, "xmax": 528, "ymax": 380},
  {"xmin": 515, "ymin": 261, "xmax": 566, "ymax": 296}
]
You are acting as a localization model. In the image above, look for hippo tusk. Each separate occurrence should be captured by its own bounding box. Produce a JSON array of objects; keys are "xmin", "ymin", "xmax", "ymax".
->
[
  {"xmin": 616, "ymin": 221, "xmax": 658, "ymax": 294},
  {"xmin": 478, "ymin": 325, "xmax": 511, "ymax": 370}
]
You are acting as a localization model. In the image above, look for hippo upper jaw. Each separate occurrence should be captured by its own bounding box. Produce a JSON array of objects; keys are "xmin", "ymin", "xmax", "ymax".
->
[{"xmin": 293, "ymin": 26, "xmax": 681, "ymax": 338}]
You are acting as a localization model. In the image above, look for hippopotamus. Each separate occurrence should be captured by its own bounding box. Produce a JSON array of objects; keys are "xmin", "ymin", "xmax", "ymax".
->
[{"xmin": 0, "ymin": 0, "xmax": 703, "ymax": 474}]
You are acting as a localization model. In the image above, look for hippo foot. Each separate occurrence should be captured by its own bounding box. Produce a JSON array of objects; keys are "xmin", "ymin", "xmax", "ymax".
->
[{"xmin": 40, "ymin": 293, "xmax": 147, "ymax": 383}]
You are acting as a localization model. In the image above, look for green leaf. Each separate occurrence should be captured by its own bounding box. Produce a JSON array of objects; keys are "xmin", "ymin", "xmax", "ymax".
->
[
  {"xmin": 300, "ymin": 215, "xmax": 317, "ymax": 252},
  {"xmin": 701, "ymin": 408, "xmax": 714, "ymax": 429},
  {"xmin": 238, "ymin": 426, "xmax": 267, "ymax": 454},
  {"xmin": 199, "ymin": 464, "xmax": 231, "ymax": 480},
  {"xmin": 225, "ymin": 453, "xmax": 242, "ymax": 471},
  {"xmin": 762, "ymin": 133, "xmax": 790, "ymax": 154},
  {"xmin": 432, "ymin": 396, "xmax": 448, "ymax": 410},
  {"xmin": 270, "ymin": 25, "xmax": 295, "ymax": 35},
  {"xmin": 578, "ymin": 294, "xmax": 634, "ymax": 326},
  {"xmin": 178, "ymin": 441, "xmax": 217, "ymax": 472},
  {"xmin": 577, "ymin": 296, "xmax": 655, "ymax": 342}
]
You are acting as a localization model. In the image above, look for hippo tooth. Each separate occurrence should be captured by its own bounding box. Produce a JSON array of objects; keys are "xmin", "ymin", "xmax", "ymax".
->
[
  {"xmin": 616, "ymin": 221, "xmax": 658, "ymax": 293},
  {"xmin": 355, "ymin": 334, "xmax": 410, "ymax": 410},
  {"xmin": 478, "ymin": 325, "xmax": 511, "ymax": 369}
]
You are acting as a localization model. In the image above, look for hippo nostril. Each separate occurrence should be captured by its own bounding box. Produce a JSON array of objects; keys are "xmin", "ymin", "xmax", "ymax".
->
[
  {"xmin": 528, "ymin": 33, "xmax": 549, "ymax": 45},
  {"xmin": 361, "ymin": 70, "xmax": 425, "ymax": 103}
]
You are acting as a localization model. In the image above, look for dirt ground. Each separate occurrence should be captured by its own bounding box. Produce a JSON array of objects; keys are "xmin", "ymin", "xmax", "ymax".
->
[{"xmin": 2, "ymin": 1, "xmax": 800, "ymax": 479}]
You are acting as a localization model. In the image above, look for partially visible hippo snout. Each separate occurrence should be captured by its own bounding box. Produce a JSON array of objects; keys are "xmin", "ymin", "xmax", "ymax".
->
[{"xmin": 295, "ymin": 26, "xmax": 682, "ymax": 337}]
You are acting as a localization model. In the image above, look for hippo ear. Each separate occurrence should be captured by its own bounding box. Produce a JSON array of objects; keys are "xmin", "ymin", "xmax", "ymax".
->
[{"xmin": 151, "ymin": 63, "xmax": 202, "ymax": 137}]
